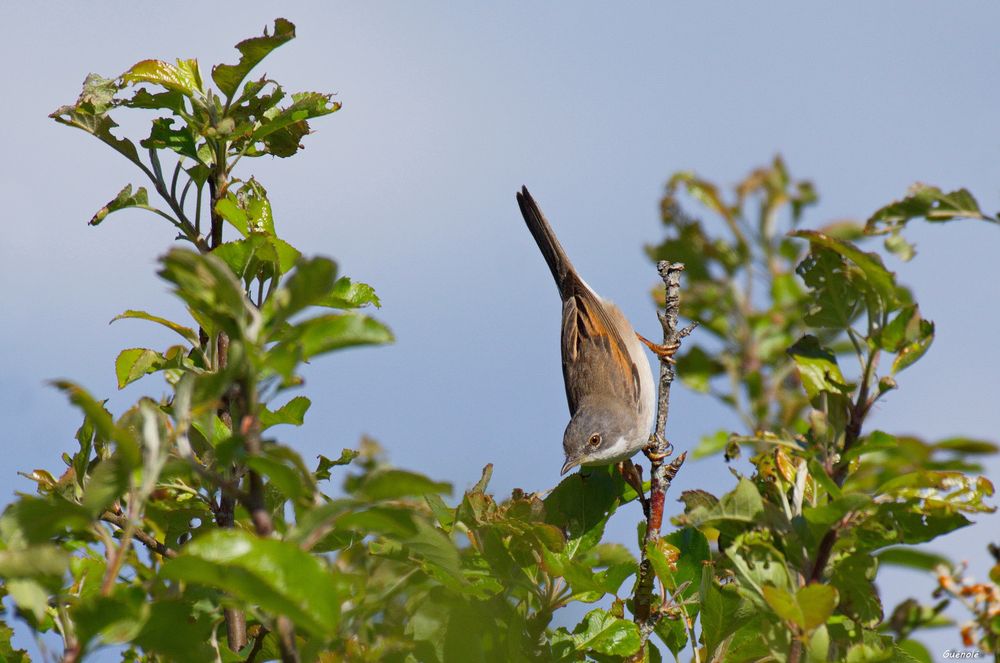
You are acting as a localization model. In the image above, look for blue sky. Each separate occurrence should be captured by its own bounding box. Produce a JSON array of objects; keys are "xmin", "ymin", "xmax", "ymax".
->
[{"xmin": 3, "ymin": 2, "xmax": 999, "ymax": 658}]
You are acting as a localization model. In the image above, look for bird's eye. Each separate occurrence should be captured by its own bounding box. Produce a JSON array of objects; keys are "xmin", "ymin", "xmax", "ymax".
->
[{"xmin": 588, "ymin": 433, "xmax": 602, "ymax": 447}]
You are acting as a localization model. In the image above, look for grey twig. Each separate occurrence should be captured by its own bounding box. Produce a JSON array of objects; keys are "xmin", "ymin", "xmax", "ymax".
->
[{"xmin": 631, "ymin": 261, "xmax": 691, "ymax": 657}]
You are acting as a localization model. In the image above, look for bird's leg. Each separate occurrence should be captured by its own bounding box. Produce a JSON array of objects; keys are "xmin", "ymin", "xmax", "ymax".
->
[
  {"xmin": 643, "ymin": 434, "xmax": 673, "ymax": 463},
  {"xmin": 637, "ymin": 333, "xmax": 679, "ymax": 364},
  {"xmin": 618, "ymin": 459, "xmax": 649, "ymax": 517}
]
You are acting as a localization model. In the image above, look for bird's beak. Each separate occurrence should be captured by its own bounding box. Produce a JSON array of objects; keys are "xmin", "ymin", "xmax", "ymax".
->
[{"xmin": 560, "ymin": 457, "xmax": 580, "ymax": 476}]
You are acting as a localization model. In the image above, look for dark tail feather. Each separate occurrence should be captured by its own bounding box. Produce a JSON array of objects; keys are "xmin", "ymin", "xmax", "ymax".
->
[{"xmin": 516, "ymin": 186, "xmax": 578, "ymax": 295}]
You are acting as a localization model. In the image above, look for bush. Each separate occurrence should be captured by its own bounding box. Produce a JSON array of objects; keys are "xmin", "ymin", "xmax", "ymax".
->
[{"xmin": 0, "ymin": 19, "xmax": 996, "ymax": 663}]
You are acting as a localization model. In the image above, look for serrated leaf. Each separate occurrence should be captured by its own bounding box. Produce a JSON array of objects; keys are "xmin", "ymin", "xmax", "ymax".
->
[
  {"xmin": 267, "ymin": 313, "xmax": 393, "ymax": 378},
  {"xmin": 260, "ymin": 396, "xmax": 311, "ymax": 430},
  {"xmin": 792, "ymin": 230, "xmax": 898, "ymax": 307},
  {"xmin": 160, "ymin": 529, "xmax": 340, "ymax": 635},
  {"xmin": 212, "ymin": 18, "xmax": 296, "ymax": 99},
  {"xmin": 140, "ymin": 117, "xmax": 198, "ymax": 159},
  {"xmin": 314, "ymin": 449, "xmax": 358, "ymax": 481},
  {"xmin": 867, "ymin": 184, "xmax": 993, "ymax": 233},
  {"xmin": 123, "ymin": 59, "xmax": 201, "ymax": 97},
  {"xmin": 51, "ymin": 82, "xmax": 143, "ymax": 168},
  {"xmin": 252, "ymin": 92, "xmax": 341, "ymax": 158},
  {"xmin": 317, "ymin": 277, "xmax": 381, "ymax": 309},
  {"xmin": 796, "ymin": 248, "xmax": 862, "ymax": 329}
]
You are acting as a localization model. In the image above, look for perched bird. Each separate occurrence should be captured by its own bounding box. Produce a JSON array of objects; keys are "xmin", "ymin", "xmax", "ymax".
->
[{"xmin": 516, "ymin": 187, "xmax": 675, "ymax": 475}]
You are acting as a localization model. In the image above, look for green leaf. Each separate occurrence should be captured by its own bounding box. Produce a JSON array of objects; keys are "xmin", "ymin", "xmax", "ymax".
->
[
  {"xmin": 884, "ymin": 233, "xmax": 916, "ymax": 262},
  {"xmin": 260, "ymin": 396, "xmax": 311, "ymax": 430},
  {"xmin": 214, "ymin": 197, "xmax": 250, "ymax": 237},
  {"xmin": 876, "ymin": 547, "xmax": 951, "ymax": 572},
  {"xmin": 762, "ymin": 583, "xmax": 838, "ymax": 631},
  {"xmin": 796, "ymin": 248, "xmax": 862, "ymax": 329},
  {"xmin": 134, "ymin": 600, "xmax": 215, "ymax": 661},
  {"xmin": 933, "ymin": 437, "xmax": 999, "ymax": 455},
  {"xmin": 252, "ymin": 91, "xmax": 341, "ymax": 158},
  {"xmin": 6, "ymin": 579, "xmax": 49, "ymax": 622},
  {"xmin": 347, "ymin": 468, "xmax": 452, "ymax": 501},
  {"xmin": 867, "ymin": 184, "xmax": 994, "ymax": 233},
  {"xmin": 802, "ymin": 493, "xmax": 871, "ymax": 527},
  {"xmin": 73, "ymin": 588, "xmax": 148, "ymax": 647},
  {"xmin": 891, "ymin": 319, "xmax": 934, "ymax": 374},
  {"xmin": 787, "ymin": 335, "xmax": 849, "ymax": 399},
  {"xmin": 700, "ymin": 564, "xmax": 755, "ymax": 656},
  {"xmin": 51, "ymin": 381, "xmax": 139, "ymax": 466},
  {"xmin": 140, "ymin": 117, "xmax": 198, "ymax": 159},
  {"xmin": 830, "ymin": 554, "xmax": 882, "ymax": 627},
  {"xmin": 212, "ymin": 18, "xmax": 296, "ymax": 100},
  {"xmin": 161, "ymin": 529, "xmax": 340, "ymax": 635},
  {"xmin": 571, "ymin": 609, "xmax": 641, "ymax": 656},
  {"xmin": 50, "ymin": 75, "xmax": 143, "ymax": 169},
  {"xmin": 653, "ymin": 528, "xmax": 710, "ymax": 598},
  {"xmin": 110, "ymin": 309, "xmax": 199, "ymax": 345},
  {"xmin": 158, "ymin": 248, "xmax": 254, "ymax": 339},
  {"xmin": 267, "ymin": 313, "xmax": 393, "ymax": 378},
  {"xmin": 82, "ymin": 456, "xmax": 130, "ymax": 517},
  {"xmin": 543, "ymin": 465, "xmax": 631, "ymax": 558},
  {"xmin": 0, "ymin": 545, "xmax": 69, "ymax": 579},
  {"xmin": 89, "ymin": 184, "xmax": 149, "ymax": 226},
  {"xmin": 246, "ymin": 454, "xmax": 307, "ymax": 501},
  {"xmin": 114, "ymin": 348, "xmax": 166, "ymax": 389},
  {"xmin": 265, "ymin": 257, "xmax": 339, "ymax": 327},
  {"xmin": 314, "ymin": 449, "xmax": 358, "ymax": 481},
  {"xmin": 0, "ymin": 496, "xmax": 93, "ymax": 545},
  {"xmin": 692, "ymin": 429, "xmax": 731, "ymax": 459},
  {"xmin": 791, "ymin": 230, "xmax": 898, "ymax": 307},
  {"xmin": 690, "ymin": 477, "xmax": 763, "ymax": 525},
  {"xmin": 0, "ymin": 621, "xmax": 30, "ymax": 663},
  {"xmin": 317, "ymin": 277, "xmax": 382, "ymax": 309},
  {"xmin": 123, "ymin": 59, "xmax": 201, "ymax": 97}
]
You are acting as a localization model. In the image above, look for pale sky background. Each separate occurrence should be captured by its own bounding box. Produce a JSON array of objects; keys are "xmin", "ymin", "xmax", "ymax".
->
[{"xmin": 2, "ymin": 2, "xmax": 999, "ymax": 660}]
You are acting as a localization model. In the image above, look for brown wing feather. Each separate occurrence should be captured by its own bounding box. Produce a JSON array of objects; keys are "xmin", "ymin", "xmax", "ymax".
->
[
  {"xmin": 561, "ymin": 290, "xmax": 642, "ymax": 416},
  {"xmin": 517, "ymin": 186, "xmax": 641, "ymax": 415}
]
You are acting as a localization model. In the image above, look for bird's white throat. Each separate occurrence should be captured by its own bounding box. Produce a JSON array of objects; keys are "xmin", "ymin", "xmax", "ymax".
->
[{"xmin": 582, "ymin": 435, "xmax": 639, "ymax": 466}]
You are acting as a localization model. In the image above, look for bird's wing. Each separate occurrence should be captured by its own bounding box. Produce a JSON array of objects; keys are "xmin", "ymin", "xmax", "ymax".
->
[
  {"xmin": 561, "ymin": 289, "xmax": 642, "ymax": 416},
  {"xmin": 516, "ymin": 186, "xmax": 642, "ymax": 415}
]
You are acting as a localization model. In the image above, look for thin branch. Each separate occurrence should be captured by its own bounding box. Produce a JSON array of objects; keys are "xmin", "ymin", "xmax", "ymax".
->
[
  {"xmin": 101, "ymin": 511, "xmax": 177, "ymax": 559},
  {"xmin": 632, "ymin": 261, "xmax": 693, "ymax": 658}
]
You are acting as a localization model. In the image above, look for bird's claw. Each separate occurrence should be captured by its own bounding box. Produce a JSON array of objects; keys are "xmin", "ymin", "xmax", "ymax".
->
[
  {"xmin": 637, "ymin": 334, "xmax": 679, "ymax": 364},
  {"xmin": 643, "ymin": 435, "xmax": 673, "ymax": 463}
]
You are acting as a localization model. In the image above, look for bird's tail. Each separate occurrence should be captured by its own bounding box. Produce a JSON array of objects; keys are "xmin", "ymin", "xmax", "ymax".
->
[{"xmin": 516, "ymin": 186, "xmax": 579, "ymax": 296}]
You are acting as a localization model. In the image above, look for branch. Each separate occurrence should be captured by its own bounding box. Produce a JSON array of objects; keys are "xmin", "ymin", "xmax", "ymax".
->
[
  {"xmin": 632, "ymin": 261, "xmax": 694, "ymax": 656},
  {"xmin": 101, "ymin": 512, "xmax": 177, "ymax": 559}
]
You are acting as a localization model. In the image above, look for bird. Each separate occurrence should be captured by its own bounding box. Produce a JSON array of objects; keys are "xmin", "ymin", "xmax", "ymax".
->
[{"xmin": 515, "ymin": 186, "xmax": 676, "ymax": 476}]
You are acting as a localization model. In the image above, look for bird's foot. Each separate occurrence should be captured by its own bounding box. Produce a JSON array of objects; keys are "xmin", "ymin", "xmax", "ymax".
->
[
  {"xmin": 643, "ymin": 434, "xmax": 673, "ymax": 463},
  {"xmin": 637, "ymin": 333, "xmax": 679, "ymax": 364}
]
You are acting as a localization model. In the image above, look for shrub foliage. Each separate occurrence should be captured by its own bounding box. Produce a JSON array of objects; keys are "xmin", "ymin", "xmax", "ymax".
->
[{"xmin": 0, "ymin": 19, "xmax": 996, "ymax": 663}]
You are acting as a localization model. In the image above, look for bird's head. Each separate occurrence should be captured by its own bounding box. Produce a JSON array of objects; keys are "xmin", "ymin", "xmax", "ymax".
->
[{"xmin": 560, "ymin": 400, "xmax": 639, "ymax": 475}]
